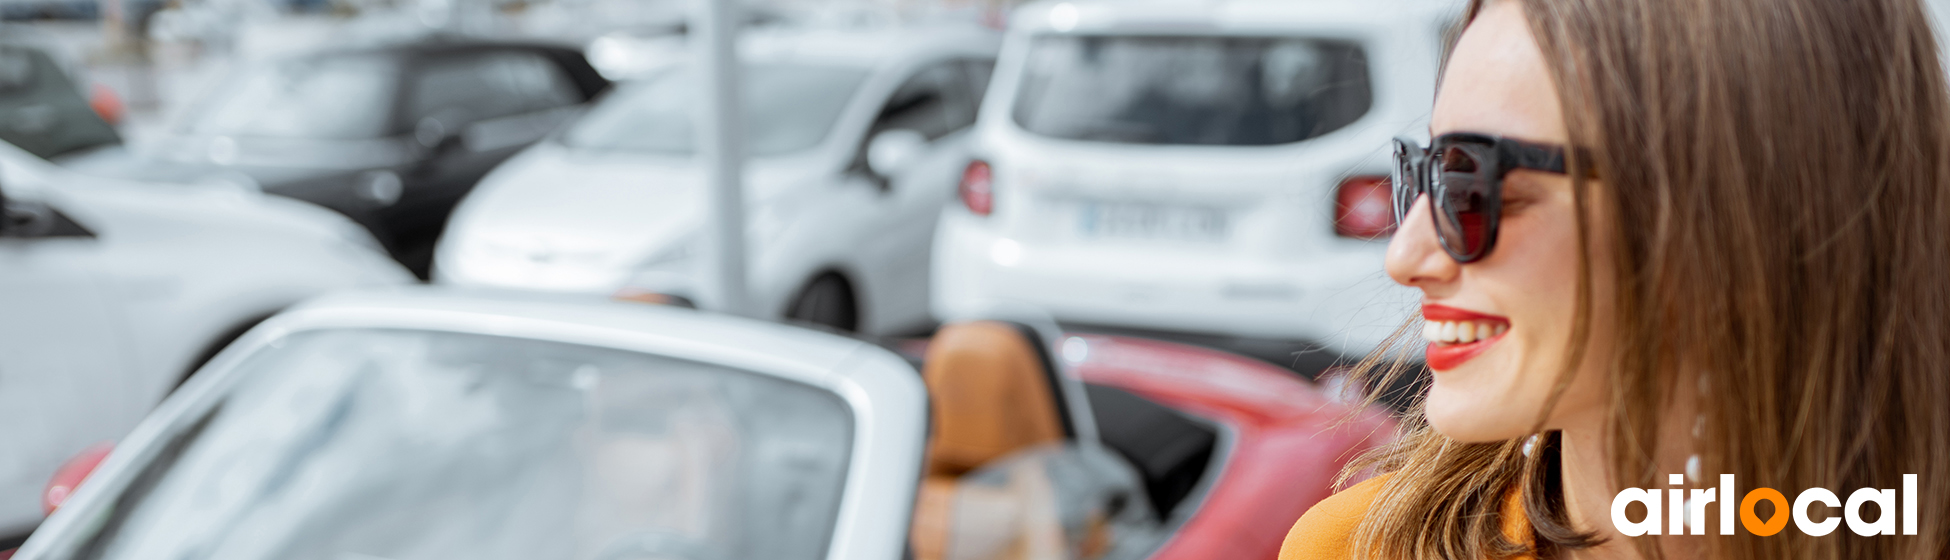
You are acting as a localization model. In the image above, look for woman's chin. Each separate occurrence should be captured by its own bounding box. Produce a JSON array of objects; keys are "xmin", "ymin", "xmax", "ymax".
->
[{"xmin": 1423, "ymin": 364, "xmax": 1538, "ymax": 443}]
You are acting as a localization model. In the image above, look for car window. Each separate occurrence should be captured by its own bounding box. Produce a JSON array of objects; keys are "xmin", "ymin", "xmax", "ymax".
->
[
  {"xmin": 870, "ymin": 61, "xmax": 976, "ymax": 142},
  {"xmin": 0, "ymin": 45, "xmax": 119, "ymax": 158},
  {"xmin": 49, "ymin": 329, "xmax": 854, "ymax": 560},
  {"xmin": 960, "ymin": 59, "xmax": 995, "ymax": 108},
  {"xmin": 182, "ymin": 54, "xmax": 399, "ymax": 139},
  {"xmin": 1012, "ymin": 35, "xmax": 1373, "ymax": 146},
  {"xmin": 558, "ymin": 63, "xmax": 868, "ymax": 157},
  {"xmin": 1083, "ymin": 383, "xmax": 1215, "ymax": 519},
  {"xmin": 407, "ymin": 50, "xmax": 582, "ymax": 127}
]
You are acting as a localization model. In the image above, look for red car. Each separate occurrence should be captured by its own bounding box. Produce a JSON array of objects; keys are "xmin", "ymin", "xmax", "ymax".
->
[{"xmin": 14, "ymin": 291, "xmax": 1391, "ymax": 560}]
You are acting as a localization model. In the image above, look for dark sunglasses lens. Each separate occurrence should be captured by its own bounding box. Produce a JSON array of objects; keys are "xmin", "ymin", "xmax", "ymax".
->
[
  {"xmin": 1433, "ymin": 145, "xmax": 1494, "ymax": 261},
  {"xmin": 1390, "ymin": 140, "xmax": 1416, "ymax": 222}
]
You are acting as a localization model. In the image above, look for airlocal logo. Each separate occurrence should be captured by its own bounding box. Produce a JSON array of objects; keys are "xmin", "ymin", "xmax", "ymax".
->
[{"xmin": 1611, "ymin": 474, "xmax": 1919, "ymax": 536}]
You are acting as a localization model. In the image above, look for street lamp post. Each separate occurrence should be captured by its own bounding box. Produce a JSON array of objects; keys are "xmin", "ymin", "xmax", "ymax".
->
[{"xmin": 691, "ymin": 0, "xmax": 751, "ymax": 317}]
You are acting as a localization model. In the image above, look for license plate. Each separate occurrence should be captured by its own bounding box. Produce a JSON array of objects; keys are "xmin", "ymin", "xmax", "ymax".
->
[{"xmin": 1077, "ymin": 201, "xmax": 1229, "ymax": 242}]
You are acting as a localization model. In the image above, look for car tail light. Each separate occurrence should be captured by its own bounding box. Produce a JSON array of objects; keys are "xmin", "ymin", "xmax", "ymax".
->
[
  {"xmin": 42, "ymin": 443, "xmax": 112, "ymax": 515},
  {"xmin": 88, "ymin": 84, "xmax": 123, "ymax": 127},
  {"xmin": 1334, "ymin": 175, "xmax": 1394, "ymax": 239},
  {"xmin": 959, "ymin": 160, "xmax": 993, "ymax": 216}
]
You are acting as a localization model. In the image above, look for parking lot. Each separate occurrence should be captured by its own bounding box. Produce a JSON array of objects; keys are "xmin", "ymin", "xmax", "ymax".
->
[{"xmin": 14, "ymin": 0, "xmax": 1927, "ymax": 558}]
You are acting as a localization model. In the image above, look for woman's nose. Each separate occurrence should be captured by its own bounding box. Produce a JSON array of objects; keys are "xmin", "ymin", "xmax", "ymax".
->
[{"xmin": 1386, "ymin": 193, "xmax": 1462, "ymax": 289}]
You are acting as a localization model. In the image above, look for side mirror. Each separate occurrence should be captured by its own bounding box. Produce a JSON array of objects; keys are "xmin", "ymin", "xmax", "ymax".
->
[{"xmin": 865, "ymin": 129, "xmax": 929, "ymax": 180}]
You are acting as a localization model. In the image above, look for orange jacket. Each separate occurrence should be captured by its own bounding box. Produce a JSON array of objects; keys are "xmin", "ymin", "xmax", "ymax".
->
[{"xmin": 1278, "ymin": 474, "xmax": 1535, "ymax": 560}]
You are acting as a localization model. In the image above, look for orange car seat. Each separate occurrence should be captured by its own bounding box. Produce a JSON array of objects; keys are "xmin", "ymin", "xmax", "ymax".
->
[{"xmin": 911, "ymin": 321, "xmax": 1074, "ymax": 560}]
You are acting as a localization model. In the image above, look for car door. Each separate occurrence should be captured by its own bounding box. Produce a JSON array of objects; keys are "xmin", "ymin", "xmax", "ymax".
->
[
  {"xmin": 0, "ymin": 173, "xmax": 131, "ymax": 537},
  {"xmin": 848, "ymin": 59, "xmax": 986, "ymax": 330},
  {"xmin": 391, "ymin": 49, "xmax": 587, "ymax": 249}
]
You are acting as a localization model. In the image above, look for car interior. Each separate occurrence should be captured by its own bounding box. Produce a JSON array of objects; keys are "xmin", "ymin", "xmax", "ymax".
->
[{"xmin": 907, "ymin": 321, "xmax": 1220, "ymax": 560}]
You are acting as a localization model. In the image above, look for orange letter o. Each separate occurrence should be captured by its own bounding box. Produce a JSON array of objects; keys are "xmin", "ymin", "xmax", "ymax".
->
[{"xmin": 1741, "ymin": 488, "xmax": 1791, "ymax": 536}]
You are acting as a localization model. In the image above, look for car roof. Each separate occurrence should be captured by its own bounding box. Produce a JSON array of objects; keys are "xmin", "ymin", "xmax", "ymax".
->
[
  {"xmin": 744, "ymin": 24, "xmax": 998, "ymax": 65},
  {"xmin": 1009, "ymin": 0, "xmax": 1460, "ymax": 34}
]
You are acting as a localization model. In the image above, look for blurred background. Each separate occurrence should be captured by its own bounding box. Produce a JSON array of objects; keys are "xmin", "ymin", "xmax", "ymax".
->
[
  {"xmin": 5, "ymin": 1, "xmax": 1950, "ymax": 558},
  {"xmin": 1, "ymin": 0, "xmax": 1444, "ymax": 387}
]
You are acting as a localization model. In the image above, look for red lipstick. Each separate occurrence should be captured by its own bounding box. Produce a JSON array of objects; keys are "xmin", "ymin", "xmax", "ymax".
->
[{"xmin": 1422, "ymin": 304, "xmax": 1511, "ymax": 371}]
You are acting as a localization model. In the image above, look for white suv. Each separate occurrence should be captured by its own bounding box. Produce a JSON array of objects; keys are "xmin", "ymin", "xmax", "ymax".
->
[{"xmin": 932, "ymin": 0, "xmax": 1454, "ymax": 357}]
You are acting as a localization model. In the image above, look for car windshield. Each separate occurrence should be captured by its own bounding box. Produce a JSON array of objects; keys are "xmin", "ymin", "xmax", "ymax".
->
[
  {"xmin": 1012, "ymin": 34, "xmax": 1372, "ymax": 146},
  {"xmin": 0, "ymin": 44, "xmax": 120, "ymax": 158},
  {"xmin": 181, "ymin": 55, "xmax": 399, "ymax": 139},
  {"xmin": 52, "ymin": 329, "xmax": 854, "ymax": 560},
  {"xmin": 559, "ymin": 63, "xmax": 866, "ymax": 157}
]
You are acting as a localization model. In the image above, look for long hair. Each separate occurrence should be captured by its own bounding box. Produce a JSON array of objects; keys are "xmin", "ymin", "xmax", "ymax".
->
[{"xmin": 1342, "ymin": 0, "xmax": 1950, "ymax": 558}]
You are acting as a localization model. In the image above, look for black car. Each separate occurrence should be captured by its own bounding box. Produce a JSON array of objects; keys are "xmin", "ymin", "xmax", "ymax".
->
[{"xmin": 67, "ymin": 38, "xmax": 610, "ymax": 278}]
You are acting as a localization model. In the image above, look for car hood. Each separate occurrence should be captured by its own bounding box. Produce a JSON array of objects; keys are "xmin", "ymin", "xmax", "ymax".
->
[
  {"xmin": 444, "ymin": 144, "xmax": 824, "ymax": 276},
  {"xmin": 1, "ymin": 141, "xmax": 393, "ymax": 258}
]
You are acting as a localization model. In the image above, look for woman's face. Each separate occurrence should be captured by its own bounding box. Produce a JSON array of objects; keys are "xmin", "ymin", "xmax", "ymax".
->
[{"xmin": 1389, "ymin": 0, "xmax": 1614, "ymax": 442}]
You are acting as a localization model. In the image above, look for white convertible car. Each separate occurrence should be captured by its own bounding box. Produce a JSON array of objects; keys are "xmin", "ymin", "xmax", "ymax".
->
[
  {"xmin": 435, "ymin": 25, "xmax": 1000, "ymax": 335},
  {"xmin": 0, "ymin": 134, "xmax": 411, "ymax": 545}
]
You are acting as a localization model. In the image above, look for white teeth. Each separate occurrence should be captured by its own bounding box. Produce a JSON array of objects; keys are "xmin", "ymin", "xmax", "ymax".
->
[{"xmin": 1421, "ymin": 319, "xmax": 1509, "ymax": 344}]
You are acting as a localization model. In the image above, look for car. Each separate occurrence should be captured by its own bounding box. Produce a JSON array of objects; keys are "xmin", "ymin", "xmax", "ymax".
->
[
  {"xmin": 931, "ymin": 0, "xmax": 1455, "ymax": 362},
  {"xmin": 10, "ymin": 288, "xmax": 1390, "ymax": 560},
  {"xmin": 436, "ymin": 26, "xmax": 999, "ymax": 335},
  {"xmin": 62, "ymin": 37, "xmax": 612, "ymax": 278},
  {"xmin": 0, "ymin": 134, "xmax": 413, "ymax": 551}
]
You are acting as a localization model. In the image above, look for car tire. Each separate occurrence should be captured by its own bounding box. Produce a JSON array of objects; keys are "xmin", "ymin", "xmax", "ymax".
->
[{"xmin": 787, "ymin": 274, "xmax": 859, "ymax": 332}]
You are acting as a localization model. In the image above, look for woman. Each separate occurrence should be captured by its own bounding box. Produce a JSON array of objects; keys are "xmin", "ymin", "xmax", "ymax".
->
[{"xmin": 1281, "ymin": 0, "xmax": 1950, "ymax": 558}]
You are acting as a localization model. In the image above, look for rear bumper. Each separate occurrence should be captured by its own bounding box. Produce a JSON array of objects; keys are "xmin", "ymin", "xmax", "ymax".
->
[{"xmin": 931, "ymin": 211, "xmax": 1412, "ymax": 356}]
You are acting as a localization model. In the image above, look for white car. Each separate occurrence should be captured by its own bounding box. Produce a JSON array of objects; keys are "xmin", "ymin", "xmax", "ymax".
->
[
  {"xmin": 0, "ymin": 138, "xmax": 411, "ymax": 543},
  {"xmin": 14, "ymin": 289, "xmax": 928, "ymax": 560},
  {"xmin": 932, "ymin": 0, "xmax": 1453, "ymax": 358},
  {"xmin": 435, "ymin": 26, "xmax": 1000, "ymax": 335}
]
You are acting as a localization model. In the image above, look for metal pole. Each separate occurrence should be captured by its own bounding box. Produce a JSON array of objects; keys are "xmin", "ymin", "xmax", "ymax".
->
[{"xmin": 692, "ymin": 0, "xmax": 751, "ymax": 316}]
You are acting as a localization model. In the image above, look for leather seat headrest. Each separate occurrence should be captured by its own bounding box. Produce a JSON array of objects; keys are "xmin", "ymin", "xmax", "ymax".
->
[{"xmin": 920, "ymin": 321, "xmax": 1070, "ymax": 478}]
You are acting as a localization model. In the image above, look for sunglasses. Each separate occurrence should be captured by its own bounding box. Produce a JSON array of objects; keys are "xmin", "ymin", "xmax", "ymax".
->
[{"xmin": 1392, "ymin": 133, "xmax": 1574, "ymax": 263}]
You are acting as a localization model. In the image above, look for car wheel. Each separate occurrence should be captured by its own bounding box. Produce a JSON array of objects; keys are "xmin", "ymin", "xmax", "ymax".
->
[{"xmin": 787, "ymin": 274, "xmax": 859, "ymax": 332}]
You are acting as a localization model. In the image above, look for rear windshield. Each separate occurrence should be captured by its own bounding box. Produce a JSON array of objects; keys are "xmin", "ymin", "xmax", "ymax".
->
[
  {"xmin": 1012, "ymin": 34, "xmax": 1372, "ymax": 146},
  {"xmin": 183, "ymin": 54, "xmax": 400, "ymax": 139},
  {"xmin": 560, "ymin": 63, "xmax": 867, "ymax": 157}
]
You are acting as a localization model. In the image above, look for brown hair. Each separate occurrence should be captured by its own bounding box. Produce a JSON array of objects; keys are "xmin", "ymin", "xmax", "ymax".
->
[{"xmin": 1342, "ymin": 0, "xmax": 1950, "ymax": 558}]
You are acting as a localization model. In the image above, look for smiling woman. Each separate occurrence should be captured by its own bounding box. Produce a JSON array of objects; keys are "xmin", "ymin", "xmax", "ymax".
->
[{"xmin": 1280, "ymin": 0, "xmax": 1950, "ymax": 559}]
